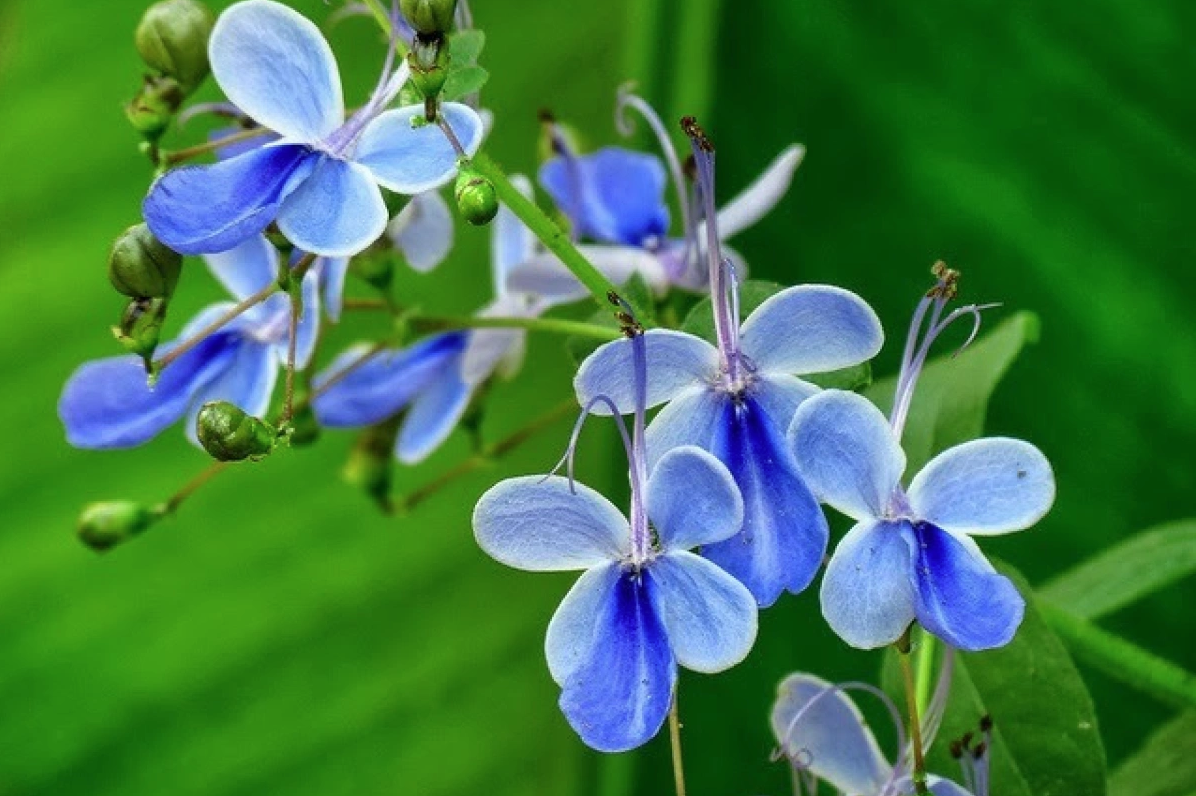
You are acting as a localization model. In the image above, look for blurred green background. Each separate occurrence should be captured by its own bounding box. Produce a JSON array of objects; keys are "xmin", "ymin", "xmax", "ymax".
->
[{"xmin": 2, "ymin": 0, "xmax": 1194, "ymax": 794}]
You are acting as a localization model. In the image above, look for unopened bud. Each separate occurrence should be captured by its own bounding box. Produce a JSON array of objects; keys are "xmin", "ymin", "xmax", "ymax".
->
[
  {"xmin": 109, "ymin": 223, "xmax": 182, "ymax": 299},
  {"xmin": 400, "ymin": 0, "xmax": 458, "ymax": 37},
  {"xmin": 135, "ymin": 0, "xmax": 215, "ymax": 93},
  {"xmin": 407, "ymin": 35, "xmax": 451, "ymax": 110},
  {"xmin": 355, "ymin": 251, "xmax": 396, "ymax": 292},
  {"xmin": 113, "ymin": 297, "xmax": 169, "ymax": 366},
  {"xmin": 125, "ymin": 75, "xmax": 184, "ymax": 140},
  {"xmin": 454, "ymin": 171, "xmax": 498, "ymax": 226},
  {"xmin": 343, "ymin": 417, "xmax": 400, "ymax": 513},
  {"xmin": 196, "ymin": 401, "xmax": 277, "ymax": 462},
  {"xmin": 77, "ymin": 501, "xmax": 156, "ymax": 552}
]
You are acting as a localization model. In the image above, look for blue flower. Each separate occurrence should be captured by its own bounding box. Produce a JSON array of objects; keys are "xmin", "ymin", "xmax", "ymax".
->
[
  {"xmin": 510, "ymin": 94, "xmax": 804, "ymax": 298},
  {"xmin": 788, "ymin": 389, "xmax": 1055, "ymax": 650},
  {"xmin": 59, "ymin": 236, "xmax": 319, "ymax": 449},
  {"xmin": 574, "ymin": 123, "xmax": 881, "ymax": 607},
  {"xmin": 143, "ymin": 0, "xmax": 484, "ymax": 258},
  {"xmin": 771, "ymin": 671, "xmax": 984, "ymax": 796},
  {"xmin": 473, "ymin": 444, "xmax": 757, "ymax": 752}
]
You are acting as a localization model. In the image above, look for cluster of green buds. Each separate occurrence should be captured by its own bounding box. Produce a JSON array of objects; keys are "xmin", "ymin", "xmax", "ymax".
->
[
  {"xmin": 126, "ymin": 0, "xmax": 215, "ymax": 144},
  {"xmin": 401, "ymin": 0, "xmax": 458, "ymax": 121},
  {"xmin": 108, "ymin": 223, "xmax": 183, "ymax": 367}
]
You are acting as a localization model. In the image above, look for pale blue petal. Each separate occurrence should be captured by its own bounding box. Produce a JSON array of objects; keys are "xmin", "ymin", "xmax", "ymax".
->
[
  {"xmin": 907, "ymin": 522, "xmax": 1025, "ymax": 651},
  {"xmin": 59, "ymin": 334, "xmax": 236, "ymax": 449},
  {"xmin": 143, "ymin": 144, "xmax": 316, "ymax": 255},
  {"xmin": 492, "ymin": 174, "xmax": 536, "ymax": 292},
  {"xmin": 646, "ymin": 446, "xmax": 743, "ymax": 551},
  {"xmin": 540, "ymin": 147, "xmax": 669, "ymax": 246},
  {"xmin": 715, "ymin": 144, "xmax": 805, "ymax": 239},
  {"xmin": 820, "ymin": 520, "xmax": 918, "ymax": 649},
  {"xmin": 388, "ymin": 191, "xmax": 454, "ymax": 273},
  {"xmin": 574, "ymin": 330, "xmax": 718, "ymax": 415},
  {"xmin": 208, "ymin": 0, "xmax": 343, "ymax": 142},
  {"xmin": 473, "ymin": 476, "xmax": 631, "ymax": 572},
  {"xmin": 184, "ymin": 338, "xmax": 278, "ymax": 445},
  {"xmin": 770, "ymin": 673, "xmax": 893, "ymax": 794},
  {"xmin": 751, "ymin": 373, "xmax": 819, "ymax": 427},
  {"xmin": 317, "ymin": 255, "xmax": 350, "ymax": 322},
  {"xmin": 555, "ymin": 567, "xmax": 676, "ymax": 752},
  {"xmin": 703, "ymin": 392, "xmax": 828, "ymax": 607},
  {"xmin": 354, "ymin": 103, "xmax": 483, "ymax": 194},
  {"xmin": 395, "ymin": 368, "xmax": 472, "ymax": 464},
  {"xmin": 907, "ymin": 438, "xmax": 1056, "ymax": 536},
  {"xmin": 648, "ymin": 551, "xmax": 757, "ymax": 673},
  {"xmin": 643, "ymin": 386, "xmax": 725, "ymax": 467},
  {"xmin": 789, "ymin": 390, "xmax": 905, "ymax": 522},
  {"xmin": 203, "ymin": 234, "xmax": 278, "ymax": 302},
  {"xmin": 312, "ymin": 333, "xmax": 464, "ymax": 427},
  {"xmin": 459, "ymin": 294, "xmax": 534, "ymax": 386},
  {"xmin": 504, "ymin": 246, "xmax": 669, "ymax": 303},
  {"xmin": 276, "ymin": 156, "xmax": 387, "ymax": 257},
  {"xmin": 739, "ymin": 285, "xmax": 883, "ymax": 376}
]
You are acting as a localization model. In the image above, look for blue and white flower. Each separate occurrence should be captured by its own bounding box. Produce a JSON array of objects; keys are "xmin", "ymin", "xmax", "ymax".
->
[
  {"xmin": 144, "ymin": 0, "xmax": 484, "ymax": 258},
  {"xmin": 59, "ymin": 236, "xmax": 319, "ymax": 449},
  {"xmin": 574, "ymin": 124, "xmax": 882, "ymax": 607}
]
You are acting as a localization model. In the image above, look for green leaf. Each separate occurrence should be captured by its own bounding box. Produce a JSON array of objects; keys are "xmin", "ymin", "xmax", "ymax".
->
[
  {"xmin": 443, "ymin": 65, "xmax": 489, "ymax": 101},
  {"xmin": 865, "ymin": 311, "xmax": 1040, "ymax": 473},
  {"xmin": 804, "ymin": 361, "xmax": 872, "ymax": 391},
  {"xmin": 885, "ymin": 563, "xmax": 1106, "ymax": 796},
  {"xmin": 679, "ymin": 279, "xmax": 785, "ymax": 344},
  {"xmin": 1109, "ymin": 711, "xmax": 1196, "ymax": 796},
  {"xmin": 449, "ymin": 29, "xmax": 486, "ymax": 65},
  {"xmin": 1040, "ymin": 520, "xmax": 1196, "ymax": 620}
]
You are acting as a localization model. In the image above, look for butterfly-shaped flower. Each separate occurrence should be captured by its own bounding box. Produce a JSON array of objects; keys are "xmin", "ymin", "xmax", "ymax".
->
[
  {"xmin": 59, "ymin": 235, "xmax": 319, "ymax": 448},
  {"xmin": 507, "ymin": 94, "xmax": 804, "ymax": 298},
  {"xmin": 474, "ymin": 444, "xmax": 757, "ymax": 752},
  {"xmin": 789, "ymin": 389, "xmax": 1055, "ymax": 650},
  {"xmin": 771, "ymin": 672, "xmax": 983, "ymax": 796},
  {"xmin": 144, "ymin": 0, "xmax": 484, "ymax": 258}
]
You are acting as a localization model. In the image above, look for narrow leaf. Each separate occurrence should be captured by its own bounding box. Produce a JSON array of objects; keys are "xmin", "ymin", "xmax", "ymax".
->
[{"xmin": 1109, "ymin": 710, "xmax": 1196, "ymax": 796}]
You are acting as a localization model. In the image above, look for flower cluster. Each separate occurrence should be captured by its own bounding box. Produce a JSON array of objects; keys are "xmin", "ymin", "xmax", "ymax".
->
[{"xmin": 61, "ymin": 0, "xmax": 1059, "ymax": 782}]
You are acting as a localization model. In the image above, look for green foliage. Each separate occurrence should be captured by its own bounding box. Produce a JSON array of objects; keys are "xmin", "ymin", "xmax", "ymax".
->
[
  {"xmin": 444, "ymin": 29, "xmax": 488, "ymax": 100},
  {"xmin": 886, "ymin": 566, "xmax": 1106, "ymax": 796},
  {"xmin": 448, "ymin": 29, "xmax": 486, "ymax": 64},
  {"xmin": 865, "ymin": 311, "xmax": 1039, "ymax": 474},
  {"xmin": 1109, "ymin": 711, "xmax": 1196, "ymax": 796},
  {"xmin": 1041, "ymin": 520, "xmax": 1196, "ymax": 620}
]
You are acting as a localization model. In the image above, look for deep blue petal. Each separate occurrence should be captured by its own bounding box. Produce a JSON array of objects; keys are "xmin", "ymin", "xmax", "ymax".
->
[
  {"xmin": 143, "ymin": 144, "xmax": 316, "ymax": 255},
  {"xmin": 58, "ymin": 333, "xmax": 237, "ymax": 449},
  {"xmin": 540, "ymin": 147, "xmax": 669, "ymax": 247},
  {"xmin": 312, "ymin": 333, "xmax": 466, "ymax": 427},
  {"xmin": 907, "ymin": 521, "xmax": 1025, "ymax": 651},
  {"xmin": 702, "ymin": 393, "xmax": 829, "ymax": 607},
  {"xmin": 558, "ymin": 568, "xmax": 677, "ymax": 752}
]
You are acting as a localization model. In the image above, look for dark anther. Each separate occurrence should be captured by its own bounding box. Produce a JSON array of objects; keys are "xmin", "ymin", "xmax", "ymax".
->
[
  {"xmin": 979, "ymin": 714, "xmax": 994, "ymax": 732},
  {"xmin": 926, "ymin": 259, "xmax": 960, "ymax": 300},
  {"xmin": 537, "ymin": 108, "xmax": 555, "ymax": 124},
  {"xmin": 680, "ymin": 116, "xmax": 714, "ymax": 152},
  {"xmin": 973, "ymin": 742, "xmax": 988, "ymax": 759},
  {"xmin": 607, "ymin": 290, "xmax": 622, "ymax": 306},
  {"xmin": 961, "ymin": 731, "xmax": 974, "ymax": 749},
  {"xmin": 949, "ymin": 740, "xmax": 964, "ymax": 759}
]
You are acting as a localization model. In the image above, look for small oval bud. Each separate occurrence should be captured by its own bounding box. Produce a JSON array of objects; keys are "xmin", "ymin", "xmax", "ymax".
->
[
  {"xmin": 196, "ymin": 401, "xmax": 277, "ymax": 462},
  {"xmin": 77, "ymin": 501, "xmax": 156, "ymax": 552},
  {"xmin": 109, "ymin": 223, "xmax": 182, "ymax": 299},
  {"xmin": 135, "ymin": 0, "xmax": 215, "ymax": 93},
  {"xmin": 125, "ymin": 75, "xmax": 184, "ymax": 140},
  {"xmin": 355, "ymin": 251, "xmax": 396, "ymax": 291},
  {"xmin": 454, "ymin": 171, "xmax": 498, "ymax": 226},
  {"xmin": 342, "ymin": 417, "xmax": 400, "ymax": 513},
  {"xmin": 400, "ymin": 0, "xmax": 458, "ymax": 37},
  {"xmin": 113, "ymin": 297, "xmax": 169, "ymax": 365}
]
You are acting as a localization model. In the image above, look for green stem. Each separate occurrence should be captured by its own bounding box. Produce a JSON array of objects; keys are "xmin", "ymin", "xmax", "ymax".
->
[
  {"xmin": 413, "ymin": 314, "xmax": 619, "ymax": 341},
  {"xmin": 897, "ymin": 638, "xmax": 931, "ymax": 795},
  {"xmin": 1042, "ymin": 602, "xmax": 1196, "ymax": 711},
  {"xmin": 162, "ymin": 127, "xmax": 270, "ymax": 166},
  {"xmin": 466, "ymin": 152, "xmax": 623, "ymax": 312},
  {"xmin": 152, "ymin": 281, "xmax": 279, "ymax": 374},
  {"xmin": 915, "ymin": 631, "xmax": 937, "ymax": 717},
  {"xmin": 668, "ymin": 689, "xmax": 688, "ymax": 796}
]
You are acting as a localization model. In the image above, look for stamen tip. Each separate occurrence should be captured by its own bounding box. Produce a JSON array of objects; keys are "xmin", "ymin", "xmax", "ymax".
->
[{"xmin": 680, "ymin": 116, "xmax": 714, "ymax": 152}]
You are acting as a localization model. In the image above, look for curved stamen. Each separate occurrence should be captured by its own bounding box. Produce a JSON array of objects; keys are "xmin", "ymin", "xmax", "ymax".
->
[
  {"xmin": 682, "ymin": 117, "xmax": 740, "ymax": 384},
  {"xmin": 627, "ymin": 327, "xmax": 651, "ymax": 563},
  {"xmin": 615, "ymin": 86, "xmax": 691, "ymax": 246},
  {"xmin": 546, "ymin": 394, "xmax": 636, "ymax": 496}
]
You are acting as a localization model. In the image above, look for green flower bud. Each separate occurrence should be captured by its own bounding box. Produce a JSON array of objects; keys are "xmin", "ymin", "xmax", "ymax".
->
[
  {"xmin": 342, "ymin": 417, "xmax": 400, "ymax": 514},
  {"xmin": 407, "ymin": 35, "xmax": 451, "ymax": 110},
  {"xmin": 77, "ymin": 501, "xmax": 156, "ymax": 552},
  {"xmin": 355, "ymin": 251, "xmax": 396, "ymax": 292},
  {"xmin": 135, "ymin": 0, "xmax": 215, "ymax": 93},
  {"xmin": 108, "ymin": 223, "xmax": 182, "ymax": 299},
  {"xmin": 125, "ymin": 75, "xmax": 184, "ymax": 141},
  {"xmin": 400, "ymin": 0, "xmax": 458, "ymax": 37},
  {"xmin": 112, "ymin": 297, "xmax": 169, "ymax": 366},
  {"xmin": 196, "ymin": 401, "xmax": 277, "ymax": 462},
  {"xmin": 454, "ymin": 171, "xmax": 498, "ymax": 226}
]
